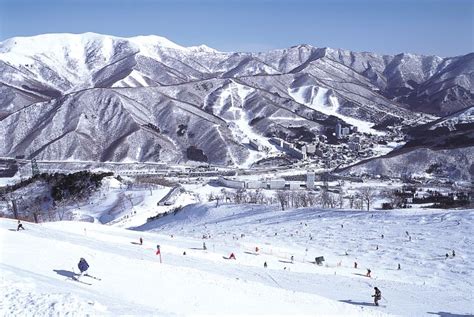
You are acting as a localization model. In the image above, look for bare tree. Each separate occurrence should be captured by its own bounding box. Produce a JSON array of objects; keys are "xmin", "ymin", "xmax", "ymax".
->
[
  {"xmin": 348, "ymin": 194, "xmax": 355, "ymax": 209},
  {"xmin": 327, "ymin": 193, "xmax": 337, "ymax": 209},
  {"xmin": 55, "ymin": 198, "xmax": 73, "ymax": 221},
  {"xmin": 359, "ymin": 187, "xmax": 376, "ymax": 211},
  {"xmin": 307, "ymin": 192, "xmax": 318, "ymax": 206},
  {"xmin": 383, "ymin": 189, "xmax": 405, "ymax": 209},
  {"xmin": 289, "ymin": 191, "xmax": 299, "ymax": 208},
  {"xmin": 29, "ymin": 196, "xmax": 43, "ymax": 223},
  {"xmin": 207, "ymin": 192, "xmax": 216, "ymax": 202},
  {"xmin": 247, "ymin": 189, "xmax": 265, "ymax": 204},
  {"xmin": 320, "ymin": 188, "xmax": 330, "ymax": 208},
  {"xmin": 234, "ymin": 188, "xmax": 247, "ymax": 204},
  {"xmin": 338, "ymin": 192, "xmax": 344, "ymax": 209},
  {"xmin": 276, "ymin": 191, "xmax": 289, "ymax": 210},
  {"xmin": 353, "ymin": 193, "xmax": 363, "ymax": 210},
  {"xmin": 6, "ymin": 193, "xmax": 20, "ymax": 219}
]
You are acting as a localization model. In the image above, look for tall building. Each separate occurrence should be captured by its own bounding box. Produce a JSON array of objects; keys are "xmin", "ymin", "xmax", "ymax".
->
[
  {"xmin": 307, "ymin": 171, "xmax": 315, "ymax": 189},
  {"xmin": 336, "ymin": 123, "xmax": 342, "ymax": 139}
]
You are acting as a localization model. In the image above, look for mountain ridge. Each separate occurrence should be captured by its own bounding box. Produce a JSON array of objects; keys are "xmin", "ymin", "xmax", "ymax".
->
[{"xmin": 0, "ymin": 33, "xmax": 472, "ymax": 165}]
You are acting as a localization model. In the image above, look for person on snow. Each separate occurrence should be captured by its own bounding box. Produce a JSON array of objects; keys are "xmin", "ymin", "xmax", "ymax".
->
[
  {"xmin": 139, "ymin": 237, "xmax": 143, "ymax": 245},
  {"xmin": 264, "ymin": 261, "xmax": 267, "ymax": 268},
  {"xmin": 398, "ymin": 263, "xmax": 401, "ymax": 270},
  {"xmin": 17, "ymin": 220, "xmax": 25, "ymax": 231},
  {"xmin": 203, "ymin": 242, "xmax": 207, "ymax": 250},
  {"xmin": 291, "ymin": 255, "xmax": 294, "ymax": 263},
  {"xmin": 366, "ymin": 269, "xmax": 371, "ymax": 278},
  {"xmin": 445, "ymin": 253, "xmax": 449, "ymax": 259},
  {"xmin": 372, "ymin": 287, "xmax": 382, "ymax": 306},
  {"xmin": 78, "ymin": 258, "xmax": 89, "ymax": 275},
  {"xmin": 452, "ymin": 250, "xmax": 455, "ymax": 257},
  {"xmin": 354, "ymin": 261, "xmax": 358, "ymax": 269},
  {"xmin": 229, "ymin": 252, "xmax": 236, "ymax": 260},
  {"xmin": 156, "ymin": 245, "xmax": 162, "ymax": 263},
  {"xmin": 255, "ymin": 246, "xmax": 259, "ymax": 253}
]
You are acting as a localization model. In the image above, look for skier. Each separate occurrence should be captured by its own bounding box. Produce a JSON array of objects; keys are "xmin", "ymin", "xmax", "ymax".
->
[
  {"xmin": 366, "ymin": 269, "xmax": 371, "ymax": 277},
  {"xmin": 229, "ymin": 252, "xmax": 236, "ymax": 260},
  {"xmin": 381, "ymin": 234, "xmax": 384, "ymax": 239},
  {"xmin": 291, "ymin": 255, "xmax": 294, "ymax": 262},
  {"xmin": 372, "ymin": 287, "xmax": 382, "ymax": 306},
  {"xmin": 354, "ymin": 261, "xmax": 358, "ymax": 269},
  {"xmin": 139, "ymin": 237, "xmax": 143, "ymax": 245},
  {"xmin": 452, "ymin": 250, "xmax": 455, "ymax": 257},
  {"xmin": 445, "ymin": 253, "xmax": 449, "ymax": 259},
  {"xmin": 398, "ymin": 263, "xmax": 401, "ymax": 270},
  {"xmin": 78, "ymin": 258, "xmax": 89, "ymax": 275},
  {"xmin": 203, "ymin": 242, "xmax": 207, "ymax": 250},
  {"xmin": 264, "ymin": 261, "xmax": 267, "ymax": 268},
  {"xmin": 156, "ymin": 245, "xmax": 162, "ymax": 263},
  {"xmin": 255, "ymin": 246, "xmax": 259, "ymax": 253},
  {"xmin": 376, "ymin": 245, "xmax": 379, "ymax": 250},
  {"xmin": 17, "ymin": 220, "xmax": 25, "ymax": 231}
]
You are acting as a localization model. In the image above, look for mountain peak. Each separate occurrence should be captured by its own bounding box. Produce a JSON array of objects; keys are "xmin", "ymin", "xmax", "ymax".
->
[
  {"xmin": 128, "ymin": 34, "xmax": 185, "ymax": 50},
  {"xmin": 187, "ymin": 44, "xmax": 220, "ymax": 53}
]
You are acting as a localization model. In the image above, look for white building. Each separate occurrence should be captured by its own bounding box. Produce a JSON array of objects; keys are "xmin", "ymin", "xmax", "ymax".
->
[
  {"xmin": 307, "ymin": 172, "xmax": 315, "ymax": 189},
  {"xmin": 289, "ymin": 182, "xmax": 301, "ymax": 190},
  {"xmin": 246, "ymin": 180, "xmax": 265, "ymax": 189},
  {"xmin": 336, "ymin": 123, "xmax": 342, "ymax": 139},
  {"xmin": 218, "ymin": 177, "xmax": 245, "ymax": 189},
  {"xmin": 249, "ymin": 139, "xmax": 264, "ymax": 151},
  {"xmin": 269, "ymin": 179, "xmax": 286, "ymax": 189}
]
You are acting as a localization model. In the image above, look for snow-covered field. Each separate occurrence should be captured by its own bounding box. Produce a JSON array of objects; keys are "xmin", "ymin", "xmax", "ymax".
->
[{"xmin": 1, "ymin": 203, "xmax": 473, "ymax": 316}]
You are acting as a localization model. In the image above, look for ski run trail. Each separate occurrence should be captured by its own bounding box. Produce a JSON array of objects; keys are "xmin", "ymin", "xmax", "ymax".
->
[{"xmin": 1, "ymin": 204, "xmax": 473, "ymax": 316}]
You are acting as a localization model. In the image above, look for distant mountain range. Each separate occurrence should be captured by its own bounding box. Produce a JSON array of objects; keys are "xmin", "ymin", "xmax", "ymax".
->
[{"xmin": 0, "ymin": 33, "xmax": 472, "ymax": 165}]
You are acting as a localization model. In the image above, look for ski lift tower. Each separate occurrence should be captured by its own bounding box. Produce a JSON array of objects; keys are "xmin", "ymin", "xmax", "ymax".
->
[{"xmin": 31, "ymin": 158, "xmax": 40, "ymax": 176}]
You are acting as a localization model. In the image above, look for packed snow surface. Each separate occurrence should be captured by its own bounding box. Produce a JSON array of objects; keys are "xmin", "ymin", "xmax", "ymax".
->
[
  {"xmin": 288, "ymin": 85, "xmax": 384, "ymax": 135},
  {"xmin": 1, "ymin": 204, "xmax": 473, "ymax": 316}
]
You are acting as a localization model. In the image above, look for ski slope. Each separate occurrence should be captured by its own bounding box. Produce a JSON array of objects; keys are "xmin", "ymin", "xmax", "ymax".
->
[{"xmin": 1, "ymin": 204, "xmax": 473, "ymax": 316}]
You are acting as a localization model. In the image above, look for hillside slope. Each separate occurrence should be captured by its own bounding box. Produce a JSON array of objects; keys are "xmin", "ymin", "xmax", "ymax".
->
[{"xmin": 2, "ymin": 204, "xmax": 472, "ymax": 316}]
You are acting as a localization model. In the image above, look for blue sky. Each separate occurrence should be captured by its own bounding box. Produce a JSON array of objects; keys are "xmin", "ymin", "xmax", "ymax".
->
[{"xmin": 0, "ymin": 0, "xmax": 472, "ymax": 56}]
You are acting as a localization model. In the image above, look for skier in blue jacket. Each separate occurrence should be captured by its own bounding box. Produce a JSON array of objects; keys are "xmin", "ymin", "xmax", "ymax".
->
[{"xmin": 78, "ymin": 258, "xmax": 89, "ymax": 274}]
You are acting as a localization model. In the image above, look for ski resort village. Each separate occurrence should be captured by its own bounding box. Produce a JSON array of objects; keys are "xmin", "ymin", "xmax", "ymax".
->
[{"xmin": 0, "ymin": 30, "xmax": 473, "ymax": 316}]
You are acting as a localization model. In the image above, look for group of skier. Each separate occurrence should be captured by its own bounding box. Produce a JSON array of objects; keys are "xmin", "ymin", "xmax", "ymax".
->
[{"xmin": 15, "ymin": 219, "xmax": 386, "ymax": 307}]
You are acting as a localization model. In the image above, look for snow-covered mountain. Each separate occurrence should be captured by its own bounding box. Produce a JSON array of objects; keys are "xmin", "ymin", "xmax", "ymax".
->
[{"xmin": 0, "ymin": 33, "xmax": 472, "ymax": 164}]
